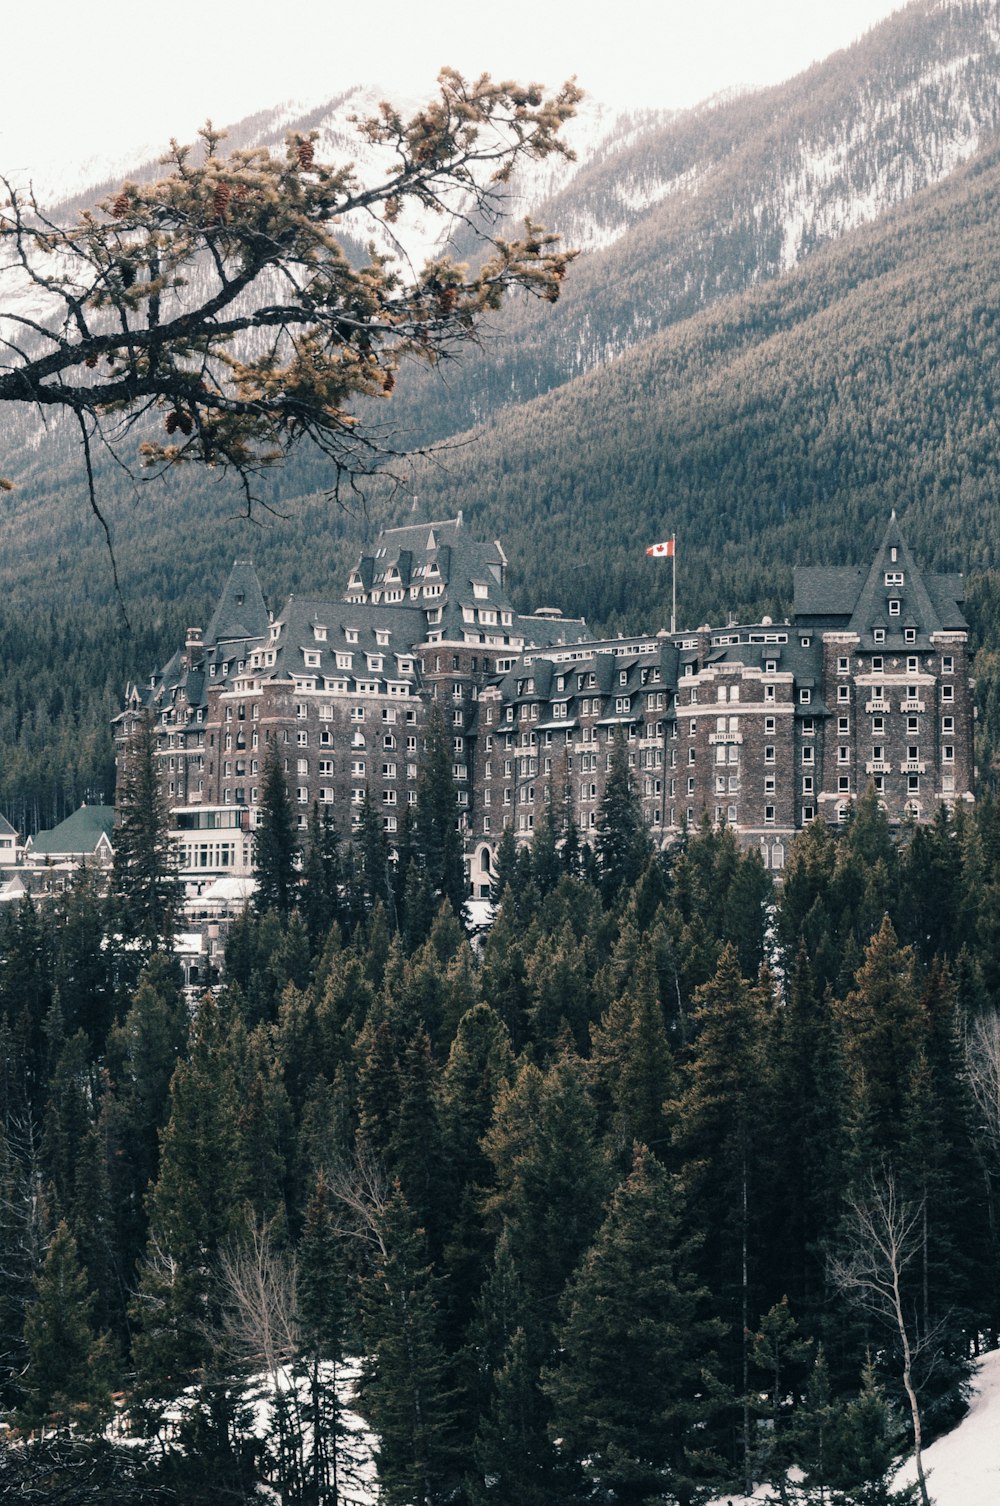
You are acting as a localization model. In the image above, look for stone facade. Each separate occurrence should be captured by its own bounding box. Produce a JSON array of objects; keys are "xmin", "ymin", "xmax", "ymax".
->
[{"xmin": 117, "ymin": 511, "xmax": 975, "ymax": 892}]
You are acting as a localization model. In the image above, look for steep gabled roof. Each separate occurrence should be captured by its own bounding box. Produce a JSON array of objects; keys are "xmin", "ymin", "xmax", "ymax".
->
[
  {"xmin": 845, "ymin": 514, "xmax": 943, "ymax": 645},
  {"xmin": 205, "ymin": 560, "xmax": 269, "ymax": 646},
  {"xmin": 793, "ymin": 516, "xmax": 968, "ymax": 637}
]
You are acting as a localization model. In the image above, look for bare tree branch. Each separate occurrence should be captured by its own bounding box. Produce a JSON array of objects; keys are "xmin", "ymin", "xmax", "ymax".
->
[{"xmin": 0, "ymin": 71, "xmax": 580, "ymax": 510}]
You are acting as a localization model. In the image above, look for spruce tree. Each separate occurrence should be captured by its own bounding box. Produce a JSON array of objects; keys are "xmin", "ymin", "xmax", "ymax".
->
[
  {"xmin": 113, "ymin": 713, "xmax": 180, "ymax": 957},
  {"xmin": 413, "ymin": 707, "xmax": 466, "ymax": 919},
  {"xmin": 357, "ymin": 1185, "xmax": 459, "ymax": 1506},
  {"xmin": 545, "ymin": 1146, "xmax": 724, "ymax": 1506},
  {"xmin": 18, "ymin": 1221, "xmax": 112, "ymax": 1437},
  {"xmin": 595, "ymin": 730, "xmax": 651, "ymax": 903},
  {"xmin": 254, "ymin": 739, "xmax": 299, "ymax": 920}
]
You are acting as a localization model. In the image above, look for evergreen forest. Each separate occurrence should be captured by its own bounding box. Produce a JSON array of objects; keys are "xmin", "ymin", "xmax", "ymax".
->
[{"xmin": 2, "ymin": 765, "xmax": 1000, "ymax": 1504}]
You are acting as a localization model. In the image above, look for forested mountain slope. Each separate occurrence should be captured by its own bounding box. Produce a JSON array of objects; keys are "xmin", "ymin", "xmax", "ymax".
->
[{"xmin": 6, "ymin": 2, "xmax": 1000, "ymax": 824}]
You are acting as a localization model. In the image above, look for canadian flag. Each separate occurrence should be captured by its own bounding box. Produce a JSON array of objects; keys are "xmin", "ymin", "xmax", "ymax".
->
[{"xmin": 645, "ymin": 538, "xmax": 675, "ymax": 557}]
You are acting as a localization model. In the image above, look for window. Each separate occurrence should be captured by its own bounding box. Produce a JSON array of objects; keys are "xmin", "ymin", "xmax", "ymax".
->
[
  {"xmin": 872, "ymin": 656, "xmax": 884, "ymax": 673},
  {"xmin": 942, "ymin": 716, "xmax": 954, "ymax": 734},
  {"xmin": 837, "ymin": 685, "xmax": 850, "ymax": 703},
  {"xmin": 873, "ymin": 628, "xmax": 885, "ymax": 644},
  {"xmin": 765, "ymin": 717, "xmax": 776, "ymax": 734},
  {"xmin": 296, "ymin": 787, "xmax": 308, "ymax": 804},
  {"xmin": 908, "ymin": 774, "xmax": 920, "ymax": 793},
  {"xmin": 802, "ymin": 746, "xmax": 814, "ymax": 765},
  {"xmin": 838, "ymin": 746, "xmax": 850, "ymax": 764},
  {"xmin": 906, "ymin": 656, "xmax": 919, "ymax": 674},
  {"xmin": 885, "ymin": 571, "xmax": 904, "ymax": 586},
  {"xmin": 907, "ymin": 716, "xmax": 918, "ymax": 735},
  {"xmin": 838, "ymin": 775, "xmax": 850, "ymax": 793},
  {"xmin": 837, "ymin": 657, "xmax": 849, "ymax": 674},
  {"xmin": 765, "ymin": 685, "xmax": 775, "ymax": 702},
  {"xmin": 942, "ymin": 655, "xmax": 954, "ymax": 674},
  {"xmin": 297, "ymin": 758, "xmax": 308, "ymax": 775},
  {"xmin": 802, "ymin": 775, "xmax": 813, "ymax": 794},
  {"xmin": 943, "ymin": 744, "xmax": 955, "ymax": 763},
  {"xmin": 904, "ymin": 628, "xmax": 916, "ymax": 644},
  {"xmin": 799, "ymin": 688, "xmax": 811, "ymax": 704},
  {"xmin": 764, "ymin": 745, "xmax": 775, "ymax": 764},
  {"xmin": 764, "ymin": 805, "xmax": 775, "ymax": 824},
  {"xmin": 838, "ymin": 716, "xmax": 849, "ymax": 734},
  {"xmin": 803, "ymin": 804, "xmax": 815, "ymax": 822},
  {"xmin": 872, "ymin": 716, "xmax": 884, "ymax": 734},
  {"xmin": 889, "ymin": 599, "xmax": 901, "ymax": 616},
  {"xmin": 941, "ymin": 684, "xmax": 954, "ymax": 702}
]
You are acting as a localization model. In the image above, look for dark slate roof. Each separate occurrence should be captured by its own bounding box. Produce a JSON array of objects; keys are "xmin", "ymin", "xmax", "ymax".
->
[
  {"xmin": 265, "ymin": 595, "xmax": 425, "ymax": 686},
  {"xmin": 792, "ymin": 517, "xmax": 967, "ymax": 637},
  {"xmin": 205, "ymin": 561, "xmax": 270, "ymax": 647},
  {"xmin": 0, "ymin": 814, "xmax": 19, "ymax": 838},
  {"xmin": 845, "ymin": 515, "xmax": 942, "ymax": 646},
  {"xmin": 793, "ymin": 566, "xmax": 866, "ymax": 623},
  {"xmin": 31, "ymin": 805, "xmax": 115, "ymax": 857}
]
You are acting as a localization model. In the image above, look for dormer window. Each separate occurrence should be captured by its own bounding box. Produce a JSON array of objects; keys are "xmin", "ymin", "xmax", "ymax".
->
[
  {"xmin": 473, "ymin": 582, "xmax": 489, "ymax": 599},
  {"xmin": 888, "ymin": 599, "xmax": 901, "ymax": 616},
  {"xmin": 904, "ymin": 628, "xmax": 916, "ymax": 644},
  {"xmin": 376, "ymin": 630, "xmax": 390, "ymax": 646},
  {"xmin": 873, "ymin": 628, "xmax": 885, "ymax": 643},
  {"xmin": 337, "ymin": 653, "xmax": 352, "ymax": 670},
  {"xmin": 346, "ymin": 629, "xmax": 359, "ymax": 644},
  {"xmin": 304, "ymin": 651, "xmax": 321, "ymax": 668},
  {"xmin": 799, "ymin": 688, "xmax": 811, "ymax": 704},
  {"xmin": 313, "ymin": 625, "xmax": 327, "ymax": 641},
  {"xmin": 885, "ymin": 571, "xmax": 904, "ymax": 586}
]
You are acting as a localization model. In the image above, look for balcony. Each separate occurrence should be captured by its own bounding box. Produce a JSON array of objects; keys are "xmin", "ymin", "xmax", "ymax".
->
[
  {"xmin": 865, "ymin": 760, "xmax": 891, "ymax": 774},
  {"xmin": 900, "ymin": 699, "xmax": 925, "ymax": 713},
  {"xmin": 708, "ymin": 731, "xmax": 743, "ymax": 745},
  {"xmin": 865, "ymin": 699, "xmax": 890, "ymax": 713},
  {"xmin": 901, "ymin": 760, "xmax": 926, "ymax": 774}
]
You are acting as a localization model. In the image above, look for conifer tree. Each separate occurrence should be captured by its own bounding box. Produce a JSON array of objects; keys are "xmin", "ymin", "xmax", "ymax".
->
[
  {"xmin": 357, "ymin": 1185, "xmax": 459, "ymax": 1506},
  {"xmin": 673, "ymin": 944, "xmax": 777, "ymax": 1488},
  {"xmin": 254, "ymin": 739, "xmax": 299, "ymax": 920},
  {"xmin": 113, "ymin": 714, "xmax": 180, "ymax": 957},
  {"xmin": 300, "ymin": 803, "xmax": 343, "ymax": 953},
  {"xmin": 414, "ymin": 708, "xmax": 466, "ymax": 919},
  {"xmin": 546, "ymin": 1145, "xmax": 724, "ymax": 1506},
  {"xmin": 596, "ymin": 730, "xmax": 651, "ymax": 902},
  {"xmin": 18, "ymin": 1221, "xmax": 112, "ymax": 1437},
  {"xmin": 295, "ymin": 1170, "xmax": 358, "ymax": 1506},
  {"xmin": 131, "ymin": 997, "xmax": 242, "ymax": 1402},
  {"xmin": 589, "ymin": 946, "xmax": 678, "ymax": 1166}
]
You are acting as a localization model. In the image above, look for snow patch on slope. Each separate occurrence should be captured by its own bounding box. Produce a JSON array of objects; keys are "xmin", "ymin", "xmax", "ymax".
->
[{"xmin": 704, "ymin": 1348, "xmax": 1000, "ymax": 1506}]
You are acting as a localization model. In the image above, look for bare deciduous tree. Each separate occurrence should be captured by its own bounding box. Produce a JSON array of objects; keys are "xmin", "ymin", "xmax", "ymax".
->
[{"xmin": 829, "ymin": 1170, "xmax": 935, "ymax": 1506}]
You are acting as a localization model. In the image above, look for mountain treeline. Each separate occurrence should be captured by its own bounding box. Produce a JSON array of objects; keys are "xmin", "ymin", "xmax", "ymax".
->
[
  {"xmin": 1, "ymin": 790, "xmax": 999, "ymax": 1502},
  {"xmin": 6, "ymin": 5, "xmax": 1000, "ymax": 822}
]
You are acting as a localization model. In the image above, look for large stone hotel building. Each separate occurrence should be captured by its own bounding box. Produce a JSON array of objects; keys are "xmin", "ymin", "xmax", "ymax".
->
[{"xmin": 117, "ymin": 511, "xmax": 974, "ymax": 897}]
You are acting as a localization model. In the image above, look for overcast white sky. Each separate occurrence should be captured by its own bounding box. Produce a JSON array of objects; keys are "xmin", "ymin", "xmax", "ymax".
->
[{"xmin": 2, "ymin": 0, "xmax": 908, "ymax": 186}]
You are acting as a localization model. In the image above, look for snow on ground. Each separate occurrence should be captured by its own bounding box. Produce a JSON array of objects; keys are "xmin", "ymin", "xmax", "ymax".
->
[
  {"xmin": 706, "ymin": 1347, "xmax": 1000, "ymax": 1506},
  {"xmin": 894, "ymin": 1347, "xmax": 1000, "ymax": 1506}
]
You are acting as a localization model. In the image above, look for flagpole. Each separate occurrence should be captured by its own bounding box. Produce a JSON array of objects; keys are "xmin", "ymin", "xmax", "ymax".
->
[{"xmin": 671, "ymin": 537, "xmax": 676, "ymax": 635}]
